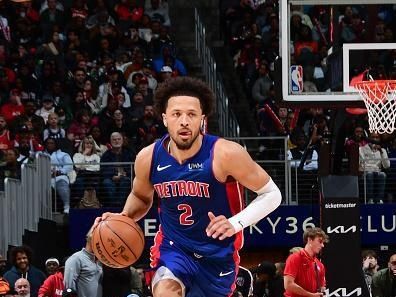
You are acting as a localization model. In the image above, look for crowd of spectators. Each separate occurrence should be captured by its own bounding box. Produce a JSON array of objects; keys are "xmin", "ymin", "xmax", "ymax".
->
[
  {"xmin": 221, "ymin": 0, "xmax": 396, "ymax": 203},
  {"xmin": 0, "ymin": 0, "xmax": 189, "ymax": 211}
]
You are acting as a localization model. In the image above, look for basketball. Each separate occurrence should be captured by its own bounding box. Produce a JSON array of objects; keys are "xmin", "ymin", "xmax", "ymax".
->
[{"xmin": 92, "ymin": 215, "xmax": 145, "ymax": 268}]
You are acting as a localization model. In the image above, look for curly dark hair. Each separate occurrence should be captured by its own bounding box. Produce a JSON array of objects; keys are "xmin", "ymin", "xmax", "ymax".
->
[
  {"xmin": 10, "ymin": 245, "xmax": 33, "ymax": 266},
  {"xmin": 154, "ymin": 77, "xmax": 215, "ymax": 116}
]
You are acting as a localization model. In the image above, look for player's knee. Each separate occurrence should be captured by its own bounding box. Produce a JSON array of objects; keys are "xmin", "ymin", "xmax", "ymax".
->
[{"xmin": 153, "ymin": 279, "xmax": 183, "ymax": 297}]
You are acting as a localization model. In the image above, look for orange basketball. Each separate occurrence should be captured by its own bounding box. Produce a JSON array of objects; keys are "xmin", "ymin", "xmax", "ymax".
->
[{"xmin": 92, "ymin": 215, "xmax": 145, "ymax": 268}]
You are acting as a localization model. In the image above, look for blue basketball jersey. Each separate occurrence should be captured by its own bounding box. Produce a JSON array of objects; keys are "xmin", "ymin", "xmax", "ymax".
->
[{"xmin": 150, "ymin": 134, "xmax": 244, "ymax": 259}]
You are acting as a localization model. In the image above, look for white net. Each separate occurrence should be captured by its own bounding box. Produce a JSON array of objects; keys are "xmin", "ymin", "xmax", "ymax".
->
[{"xmin": 355, "ymin": 81, "xmax": 396, "ymax": 134}]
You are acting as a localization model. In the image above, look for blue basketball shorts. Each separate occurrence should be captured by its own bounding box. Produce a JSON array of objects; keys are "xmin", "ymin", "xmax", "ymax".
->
[{"xmin": 151, "ymin": 239, "xmax": 238, "ymax": 297}]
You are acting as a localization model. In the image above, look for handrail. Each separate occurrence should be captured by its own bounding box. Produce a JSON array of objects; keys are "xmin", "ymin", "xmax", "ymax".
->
[{"xmin": 194, "ymin": 8, "xmax": 240, "ymax": 137}]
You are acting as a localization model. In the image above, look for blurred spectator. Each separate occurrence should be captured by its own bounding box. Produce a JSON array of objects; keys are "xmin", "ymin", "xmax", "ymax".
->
[
  {"xmin": 158, "ymin": 65, "xmax": 173, "ymax": 82},
  {"xmin": 145, "ymin": 0, "xmax": 171, "ymax": 27},
  {"xmin": 35, "ymin": 95, "xmax": 56, "ymax": 124},
  {"xmin": 135, "ymin": 76, "xmax": 153, "ymax": 104},
  {"xmin": 235, "ymin": 266, "xmax": 253, "ymax": 297},
  {"xmin": 0, "ymin": 115, "xmax": 14, "ymax": 154},
  {"xmin": 135, "ymin": 104, "xmax": 165, "ymax": 150},
  {"xmin": 114, "ymin": 0, "xmax": 144, "ymax": 32},
  {"xmin": 0, "ymin": 89, "xmax": 24, "ymax": 124},
  {"xmin": 108, "ymin": 109, "xmax": 134, "ymax": 143},
  {"xmin": 359, "ymin": 132, "xmax": 390, "ymax": 204},
  {"xmin": 72, "ymin": 136, "xmax": 101, "ymax": 200},
  {"xmin": 88, "ymin": 125, "xmax": 108, "ymax": 156},
  {"xmin": 40, "ymin": 0, "xmax": 65, "ymax": 41},
  {"xmin": 98, "ymin": 97, "xmax": 119, "ymax": 140},
  {"xmin": 67, "ymin": 108, "xmax": 96, "ymax": 149},
  {"xmin": 44, "ymin": 258, "xmax": 59, "ymax": 276},
  {"xmin": 82, "ymin": 78, "xmax": 101, "ymax": 114},
  {"xmin": 64, "ymin": 227, "xmax": 103, "ymax": 297},
  {"xmin": 253, "ymin": 261, "xmax": 284, "ymax": 297},
  {"xmin": 100, "ymin": 132, "xmax": 135, "ymax": 206},
  {"xmin": 149, "ymin": 24, "xmax": 173, "ymax": 58},
  {"xmin": 345, "ymin": 125, "xmax": 368, "ymax": 155},
  {"xmin": 3, "ymin": 246, "xmax": 46, "ymax": 297},
  {"xmin": 362, "ymin": 250, "xmax": 378, "ymax": 295},
  {"xmin": 38, "ymin": 266, "xmax": 64, "ymax": 297},
  {"xmin": 252, "ymin": 62, "xmax": 273, "ymax": 105},
  {"xmin": 43, "ymin": 112, "xmax": 66, "ymax": 141},
  {"xmin": 0, "ymin": 254, "xmax": 6, "ymax": 276},
  {"xmin": 371, "ymin": 253, "xmax": 396, "ymax": 297},
  {"xmin": 0, "ymin": 148, "xmax": 21, "ymax": 191},
  {"xmin": 44, "ymin": 138, "xmax": 73, "ymax": 214},
  {"xmin": 152, "ymin": 45, "xmax": 187, "ymax": 76},
  {"xmin": 0, "ymin": 274, "xmax": 9, "ymax": 296},
  {"xmin": 11, "ymin": 100, "xmax": 45, "ymax": 137},
  {"xmin": 288, "ymin": 132, "xmax": 318, "ymax": 171},
  {"xmin": 14, "ymin": 277, "xmax": 30, "ymax": 297}
]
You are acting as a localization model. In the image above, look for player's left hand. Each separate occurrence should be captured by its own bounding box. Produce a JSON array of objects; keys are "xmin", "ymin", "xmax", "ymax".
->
[{"xmin": 206, "ymin": 212, "xmax": 236, "ymax": 240}]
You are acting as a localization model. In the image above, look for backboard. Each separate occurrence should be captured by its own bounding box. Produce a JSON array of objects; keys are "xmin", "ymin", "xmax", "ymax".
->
[{"xmin": 279, "ymin": 0, "xmax": 396, "ymax": 105}]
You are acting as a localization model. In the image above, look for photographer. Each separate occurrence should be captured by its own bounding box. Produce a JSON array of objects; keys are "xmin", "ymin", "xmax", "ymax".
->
[{"xmin": 359, "ymin": 132, "xmax": 390, "ymax": 204}]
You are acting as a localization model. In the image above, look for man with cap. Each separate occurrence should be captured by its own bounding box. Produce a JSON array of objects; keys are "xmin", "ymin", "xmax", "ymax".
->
[
  {"xmin": 253, "ymin": 261, "xmax": 284, "ymax": 297},
  {"xmin": 158, "ymin": 65, "xmax": 173, "ymax": 82},
  {"xmin": 38, "ymin": 259, "xmax": 64, "ymax": 297},
  {"xmin": 44, "ymin": 258, "xmax": 59, "ymax": 276}
]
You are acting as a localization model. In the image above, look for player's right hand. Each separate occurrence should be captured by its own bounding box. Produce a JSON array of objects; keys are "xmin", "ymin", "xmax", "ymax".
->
[{"xmin": 93, "ymin": 212, "xmax": 118, "ymax": 229}]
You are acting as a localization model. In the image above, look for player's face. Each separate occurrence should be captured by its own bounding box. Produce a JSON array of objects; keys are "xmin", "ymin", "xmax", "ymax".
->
[{"xmin": 163, "ymin": 96, "xmax": 204, "ymax": 150}]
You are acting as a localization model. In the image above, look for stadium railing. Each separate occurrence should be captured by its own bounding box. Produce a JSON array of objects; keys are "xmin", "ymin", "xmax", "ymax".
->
[
  {"xmin": 0, "ymin": 153, "xmax": 52, "ymax": 255},
  {"xmin": 194, "ymin": 8, "xmax": 240, "ymax": 138}
]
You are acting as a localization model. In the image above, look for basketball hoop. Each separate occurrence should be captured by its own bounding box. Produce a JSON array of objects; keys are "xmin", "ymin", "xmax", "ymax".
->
[{"xmin": 354, "ymin": 80, "xmax": 396, "ymax": 134}]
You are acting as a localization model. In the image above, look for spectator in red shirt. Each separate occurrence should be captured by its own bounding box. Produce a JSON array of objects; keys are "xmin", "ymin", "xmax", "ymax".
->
[
  {"xmin": 38, "ymin": 266, "xmax": 64, "ymax": 297},
  {"xmin": 0, "ymin": 89, "xmax": 25, "ymax": 124},
  {"xmin": 284, "ymin": 227, "xmax": 329, "ymax": 297},
  {"xmin": 0, "ymin": 115, "xmax": 14, "ymax": 152}
]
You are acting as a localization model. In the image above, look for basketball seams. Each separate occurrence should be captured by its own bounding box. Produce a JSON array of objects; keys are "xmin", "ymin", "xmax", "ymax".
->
[
  {"xmin": 107, "ymin": 216, "xmax": 145, "ymax": 248},
  {"xmin": 104, "ymin": 220, "xmax": 139, "ymax": 261},
  {"xmin": 96, "ymin": 223, "xmax": 125, "ymax": 268}
]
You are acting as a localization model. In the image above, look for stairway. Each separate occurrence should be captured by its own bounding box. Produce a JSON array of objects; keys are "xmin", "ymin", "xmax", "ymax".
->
[{"xmin": 167, "ymin": 1, "xmax": 257, "ymax": 137}]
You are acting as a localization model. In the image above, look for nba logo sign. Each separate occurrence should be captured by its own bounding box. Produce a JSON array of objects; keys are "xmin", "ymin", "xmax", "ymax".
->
[{"xmin": 290, "ymin": 65, "xmax": 303, "ymax": 93}]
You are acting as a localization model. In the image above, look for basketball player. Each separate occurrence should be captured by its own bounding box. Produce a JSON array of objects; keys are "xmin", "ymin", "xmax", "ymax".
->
[{"xmin": 96, "ymin": 77, "xmax": 282, "ymax": 296}]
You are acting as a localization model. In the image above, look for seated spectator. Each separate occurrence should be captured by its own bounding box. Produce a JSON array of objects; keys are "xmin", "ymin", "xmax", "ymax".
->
[
  {"xmin": 14, "ymin": 278, "xmax": 30, "ymax": 297},
  {"xmin": 252, "ymin": 62, "xmax": 273, "ymax": 105},
  {"xmin": 253, "ymin": 261, "xmax": 284, "ymax": 297},
  {"xmin": 10, "ymin": 100, "xmax": 45, "ymax": 137},
  {"xmin": 288, "ymin": 132, "xmax": 318, "ymax": 171},
  {"xmin": 98, "ymin": 97, "xmax": 119, "ymax": 140},
  {"xmin": 158, "ymin": 65, "xmax": 173, "ymax": 82},
  {"xmin": 0, "ymin": 115, "xmax": 14, "ymax": 155},
  {"xmin": 152, "ymin": 45, "xmax": 187, "ymax": 76},
  {"xmin": 40, "ymin": 0, "xmax": 65, "ymax": 41},
  {"xmin": 362, "ymin": 249, "xmax": 379, "ymax": 295},
  {"xmin": 100, "ymin": 132, "xmax": 135, "ymax": 206},
  {"xmin": 108, "ymin": 109, "xmax": 134, "ymax": 142},
  {"xmin": 35, "ymin": 95, "xmax": 56, "ymax": 124},
  {"xmin": 145, "ymin": 0, "xmax": 171, "ymax": 27},
  {"xmin": 82, "ymin": 78, "xmax": 101, "ymax": 115},
  {"xmin": 359, "ymin": 132, "xmax": 390, "ymax": 204},
  {"xmin": 0, "ymin": 89, "xmax": 25, "ymax": 124},
  {"xmin": 44, "ymin": 258, "xmax": 59, "ymax": 276},
  {"xmin": 88, "ymin": 126, "xmax": 108, "ymax": 157},
  {"xmin": 38, "ymin": 265, "xmax": 64, "ymax": 297},
  {"xmin": 44, "ymin": 138, "xmax": 73, "ymax": 214},
  {"xmin": 135, "ymin": 104, "xmax": 165, "ymax": 150},
  {"xmin": 67, "ymin": 109, "xmax": 95, "ymax": 149},
  {"xmin": 371, "ymin": 253, "xmax": 396, "ymax": 297},
  {"xmin": 72, "ymin": 136, "xmax": 101, "ymax": 200},
  {"xmin": 43, "ymin": 112, "xmax": 66, "ymax": 141},
  {"xmin": 345, "ymin": 125, "xmax": 368, "ymax": 155},
  {"xmin": 0, "ymin": 149, "xmax": 21, "ymax": 191},
  {"xmin": 135, "ymin": 76, "xmax": 154, "ymax": 104},
  {"xmin": 149, "ymin": 24, "xmax": 173, "ymax": 58},
  {"xmin": 114, "ymin": 0, "xmax": 144, "ymax": 32},
  {"xmin": 3, "ymin": 246, "xmax": 46, "ymax": 297}
]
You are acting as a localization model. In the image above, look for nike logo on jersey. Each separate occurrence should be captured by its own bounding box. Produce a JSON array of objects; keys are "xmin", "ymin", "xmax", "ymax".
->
[
  {"xmin": 157, "ymin": 164, "xmax": 172, "ymax": 171},
  {"xmin": 219, "ymin": 271, "xmax": 234, "ymax": 277}
]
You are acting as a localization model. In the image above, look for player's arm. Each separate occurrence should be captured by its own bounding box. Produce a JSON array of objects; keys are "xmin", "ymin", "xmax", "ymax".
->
[
  {"xmin": 284, "ymin": 275, "xmax": 323, "ymax": 297},
  {"xmin": 121, "ymin": 144, "xmax": 155, "ymax": 221},
  {"xmin": 207, "ymin": 139, "xmax": 281, "ymax": 240}
]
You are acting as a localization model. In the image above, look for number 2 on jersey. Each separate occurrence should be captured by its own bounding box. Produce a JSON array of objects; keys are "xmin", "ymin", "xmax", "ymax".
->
[{"xmin": 178, "ymin": 204, "xmax": 194, "ymax": 225}]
